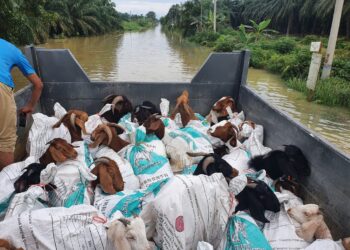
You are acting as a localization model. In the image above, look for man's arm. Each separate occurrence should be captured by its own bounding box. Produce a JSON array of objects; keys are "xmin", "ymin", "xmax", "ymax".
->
[{"xmin": 20, "ymin": 73, "xmax": 43, "ymax": 114}]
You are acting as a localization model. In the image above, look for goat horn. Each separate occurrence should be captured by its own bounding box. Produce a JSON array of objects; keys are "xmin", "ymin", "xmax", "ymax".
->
[
  {"xmin": 105, "ymin": 122, "xmax": 125, "ymax": 132},
  {"xmin": 111, "ymin": 96, "xmax": 124, "ymax": 115},
  {"xmin": 102, "ymin": 94, "xmax": 115, "ymax": 103},
  {"xmin": 93, "ymin": 157, "xmax": 110, "ymax": 166},
  {"xmin": 118, "ymin": 218, "xmax": 130, "ymax": 227},
  {"xmin": 70, "ymin": 113, "xmax": 77, "ymax": 131},
  {"xmin": 186, "ymin": 152, "xmax": 211, "ymax": 157},
  {"xmin": 75, "ymin": 118, "xmax": 89, "ymax": 135},
  {"xmin": 52, "ymin": 116, "xmax": 65, "ymax": 129},
  {"xmin": 102, "ymin": 125, "xmax": 113, "ymax": 146}
]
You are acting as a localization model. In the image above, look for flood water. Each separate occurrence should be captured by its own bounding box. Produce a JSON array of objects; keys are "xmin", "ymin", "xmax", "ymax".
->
[{"xmin": 12, "ymin": 25, "xmax": 350, "ymax": 155}]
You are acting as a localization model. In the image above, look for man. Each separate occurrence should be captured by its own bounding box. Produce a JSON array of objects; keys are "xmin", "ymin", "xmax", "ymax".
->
[{"xmin": 0, "ymin": 38, "xmax": 43, "ymax": 170}]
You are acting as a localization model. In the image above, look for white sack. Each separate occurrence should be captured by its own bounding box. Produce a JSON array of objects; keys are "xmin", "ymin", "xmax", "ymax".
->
[
  {"xmin": 197, "ymin": 241, "xmax": 214, "ymax": 250},
  {"xmin": 119, "ymin": 126, "xmax": 173, "ymax": 189},
  {"xmin": 229, "ymin": 111, "xmax": 245, "ymax": 127},
  {"xmin": 4, "ymin": 185, "xmax": 48, "ymax": 220},
  {"xmin": 148, "ymin": 173, "xmax": 230, "ymax": 250},
  {"xmin": 0, "ymin": 156, "xmax": 36, "ymax": 218},
  {"xmin": 263, "ymin": 190, "xmax": 310, "ymax": 249},
  {"xmin": 305, "ymin": 239, "xmax": 345, "ymax": 250},
  {"xmin": 48, "ymin": 141, "xmax": 96, "ymax": 207},
  {"xmin": 243, "ymin": 125, "xmax": 271, "ymax": 157},
  {"xmin": 94, "ymin": 179, "xmax": 167, "ymax": 219},
  {"xmin": 222, "ymin": 145, "xmax": 250, "ymax": 173},
  {"xmin": 27, "ymin": 113, "xmax": 71, "ymax": 161},
  {"xmin": 0, "ymin": 205, "xmax": 109, "ymax": 250}
]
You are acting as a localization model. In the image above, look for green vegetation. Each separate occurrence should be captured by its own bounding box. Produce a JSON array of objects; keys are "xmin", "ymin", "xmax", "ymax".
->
[
  {"xmin": 162, "ymin": 0, "xmax": 350, "ymax": 108},
  {"xmin": 1, "ymin": 1, "xmax": 157, "ymax": 45},
  {"xmin": 121, "ymin": 12, "xmax": 158, "ymax": 31}
]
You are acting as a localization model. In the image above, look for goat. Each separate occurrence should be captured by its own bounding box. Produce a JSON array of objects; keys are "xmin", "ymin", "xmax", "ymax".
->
[
  {"xmin": 101, "ymin": 95, "xmax": 133, "ymax": 123},
  {"xmin": 107, "ymin": 216, "xmax": 151, "ymax": 250},
  {"xmin": 206, "ymin": 96, "xmax": 236, "ymax": 124},
  {"xmin": 132, "ymin": 101, "xmax": 160, "ymax": 125},
  {"xmin": 193, "ymin": 154, "xmax": 239, "ymax": 181},
  {"xmin": 0, "ymin": 239, "xmax": 23, "ymax": 250},
  {"xmin": 13, "ymin": 163, "xmax": 56, "ymax": 193},
  {"xmin": 287, "ymin": 204, "xmax": 333, "ymax": 242},
  {"xmin": 248, "ymin": 145, "xmax": 310, "ymax": 180},
  {"xmin": 235, "ymin": 179, "xmax": 280, "ymax": 223},
  {"xmin": 91, "ymin": 157, "xmax": 124, "ymax": 194},
  {"xmin": 207, "ymin": 120, "xmax": 250, "ymax": 173},
  {"xmin": 52, "ymin": 110, "xmax": 89, "ymax": 142},
  {"xmin": 39, "ymin": 138, "xmax": 78, "ymax": 166},
  {"xmin": 89, "ymin": 123, "xmax": 128, "ymax": 153}
]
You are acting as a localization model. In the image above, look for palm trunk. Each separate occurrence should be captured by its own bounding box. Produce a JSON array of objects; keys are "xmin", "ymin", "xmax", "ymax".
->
[{"xmin": 346, "ymin": 17, "xmax": 350, "ymax": 38}]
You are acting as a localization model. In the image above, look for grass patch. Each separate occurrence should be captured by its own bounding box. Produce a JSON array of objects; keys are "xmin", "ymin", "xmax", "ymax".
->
[
  {"xmin": 285, "ymin": 77, "xmax": 350, "ymax": 108},
  {"xmin": 122, "ymin": 21, "xmax": 155, "ymax": 32}
]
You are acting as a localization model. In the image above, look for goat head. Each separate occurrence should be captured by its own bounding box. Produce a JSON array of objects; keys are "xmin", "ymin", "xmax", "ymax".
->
[
  {"xmin": 91, "ymin": 157, "xmax": 124, "ymax": 194},
  {"xmin": 39, "ymin": 138, "xmax": 78, "ymax": 165},
  {"xmin": 53, "ymin": 110, "xmax": 88, "ymax": 142},
  {"xmin": 132, "ymin": 101, "xmax": 160, "ymax": 125},
  {"xmin": 101, "ymin": 95, "xmax": 133, "ymax": 123}
]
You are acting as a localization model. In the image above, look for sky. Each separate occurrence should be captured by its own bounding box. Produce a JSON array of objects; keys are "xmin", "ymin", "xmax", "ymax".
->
[{"xmin": 113, "ymin": 0, "xmax": 185, "ymax": 18}]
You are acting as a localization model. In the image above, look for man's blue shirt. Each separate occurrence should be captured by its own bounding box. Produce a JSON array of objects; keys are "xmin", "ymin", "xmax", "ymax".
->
[{"xmin": 0, "ymin": 39, "xmax": 35, "ymax": 88}]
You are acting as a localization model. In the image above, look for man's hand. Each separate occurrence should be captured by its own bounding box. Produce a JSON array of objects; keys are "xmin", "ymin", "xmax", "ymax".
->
[{"xmin": 20, "ymin": 105, "xmax": 34, "ymax": 114}]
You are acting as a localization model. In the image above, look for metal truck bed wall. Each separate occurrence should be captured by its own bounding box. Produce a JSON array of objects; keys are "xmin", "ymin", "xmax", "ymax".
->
[{"xmin": 14, "ymin": 47, "xmax": 349, "ymax": 238}]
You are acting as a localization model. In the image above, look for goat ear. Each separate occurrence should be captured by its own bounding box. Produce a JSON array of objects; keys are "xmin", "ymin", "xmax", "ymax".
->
[
  {"xmin": 49, "ymin": 146, "xmax": 67, "ymax": 162},
  {"xmin": 229, "ymin": 137, "xmax": 237, "ymax": 147},
  {"xmin": 98, "ymin": 166, "xmax": 116, "ymax": 194},
  {"xmin": 75, "ymin": 118, "xmax": 88, "ymax": 135},
  {"xmin": 147, "ymin": 119, "xmax": 165, "ymax": 139},
  {"xmin": 89, "ymin": 132, "xmax": 107, "ymax": 148}
]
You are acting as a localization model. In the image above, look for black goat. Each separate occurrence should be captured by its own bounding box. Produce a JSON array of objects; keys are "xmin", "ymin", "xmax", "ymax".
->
[
  {"xmin": 193, "ymin": 153, "xmax": 239, "ymax": 181},
  {"xmin": 235, "ymin": 179, "xmax": 280, "ymax": 223},
  {"xmin": 132, "ymin": 101, "xmax": 160, "ymax": 125},
  {"xmin": 248, "ymin": 145, "xmax": 310, "ymax": 180},
  {"xmin": 101, "ymin": 95, "xmax": 133, "ymax": 123},
  {"xmin": 14, "ymin": 163, "xmax": 56, "ymax": 193}
]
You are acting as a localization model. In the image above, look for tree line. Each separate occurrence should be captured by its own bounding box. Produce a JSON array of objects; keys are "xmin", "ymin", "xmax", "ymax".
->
[
  {"xmin": 1, "ymin": 0, "xmax": 158, "ymax": 45},
  {"xmin": 161, "ymin": 0, "xmax": 350, "ymax": 37}
]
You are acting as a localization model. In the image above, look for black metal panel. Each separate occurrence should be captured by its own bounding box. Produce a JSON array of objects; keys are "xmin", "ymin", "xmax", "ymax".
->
[
  {"xmin": 24, "ymin": 47, "xmax": 90, "ymax": 83},
  {"xmin": 238, "ymin": 85, "xmax": 350, "ymax": 238},
  {"xmin": 40, "ymin": 82, "xmax": 236, "ymax": 116}
]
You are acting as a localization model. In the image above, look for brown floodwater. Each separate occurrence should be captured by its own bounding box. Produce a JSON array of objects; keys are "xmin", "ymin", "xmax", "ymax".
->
[{"xmin": 12, "ymin": 26, "xmax": 350, "ymax": 155}]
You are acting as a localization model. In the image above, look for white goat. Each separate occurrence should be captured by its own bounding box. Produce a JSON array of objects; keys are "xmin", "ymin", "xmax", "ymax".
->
[{"xmin": 107, "ymin": 217, "xmax": 151, "ymax": 250}]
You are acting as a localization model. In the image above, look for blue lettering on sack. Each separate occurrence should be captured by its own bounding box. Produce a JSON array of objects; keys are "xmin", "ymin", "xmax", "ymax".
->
[
  {"xmin": 225, "ymin": 214, "xmax": 272, "ymax": 250},
  {"xmin": 0, "ymin": 194, "xmax": 13, "ymax": 214},
  {"xmin": 128, "ymin": 146, "xmax": 168, "ymax": 175},
  {"xmin": 64, "ymin": 182, "xmax": 86, "ymax": 208}
]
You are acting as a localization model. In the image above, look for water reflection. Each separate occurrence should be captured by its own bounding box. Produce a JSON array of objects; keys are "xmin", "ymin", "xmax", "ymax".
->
[{"xmin": 248, "ymin": 68, "xmax": 350, "ymax": 155}]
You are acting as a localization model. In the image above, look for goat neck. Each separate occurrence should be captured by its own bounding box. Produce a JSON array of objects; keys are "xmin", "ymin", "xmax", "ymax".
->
[
  {"xmin": 39, "ymin": 151, "xmax": 55, "ymax": 166},
  {"xmin": 109, "ymin": 135, "xmax": 130, "ymax": 153}
]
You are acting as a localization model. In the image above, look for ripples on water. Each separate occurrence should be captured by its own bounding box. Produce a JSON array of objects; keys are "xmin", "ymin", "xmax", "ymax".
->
[
  {"xmin": 11, "ymin": 26, "xmax": 350, "ymax": 155},
  {"xmin": 248, "ymin": 69, "xmax": 350, "ymax": 155}
]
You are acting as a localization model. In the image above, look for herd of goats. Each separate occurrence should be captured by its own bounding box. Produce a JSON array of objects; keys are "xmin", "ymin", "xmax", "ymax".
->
[{"xmin": 0, "ymin": 90, "xmax": 349, "ymax": 250}]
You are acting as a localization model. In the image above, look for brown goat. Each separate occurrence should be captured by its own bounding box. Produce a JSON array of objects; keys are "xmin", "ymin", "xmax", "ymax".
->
[
  {"xmin": 170, "ymin": 90, "xmax": 197, "ymax": 127},
  {"xmin": 91, "ymin": 157, "xmax": 124, "ymax": 194},
  {"xmin": 209, "ymin": 121, "xmax": 239, "ymax": 147},
  {"xmin": 0, "ymin": 239, "xmax": 23, "ymax": 250},
  {"xmin": 52, "ymin": 110, "xmax": 89, "ymax": 142},
  {"xmin": 143, "ymin": 115, "xmax": 165, "ymax": 140},
  {"xmin": 39, "ymin": 138, "xmax": 78, "ymax": 166},
  {"xmin": 89, "ymin": 123, "xmax": 129, "ymax": 153},
  {"xmin": 207, "ymin": 97, "xmax": 236, "ymax": 124}
]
